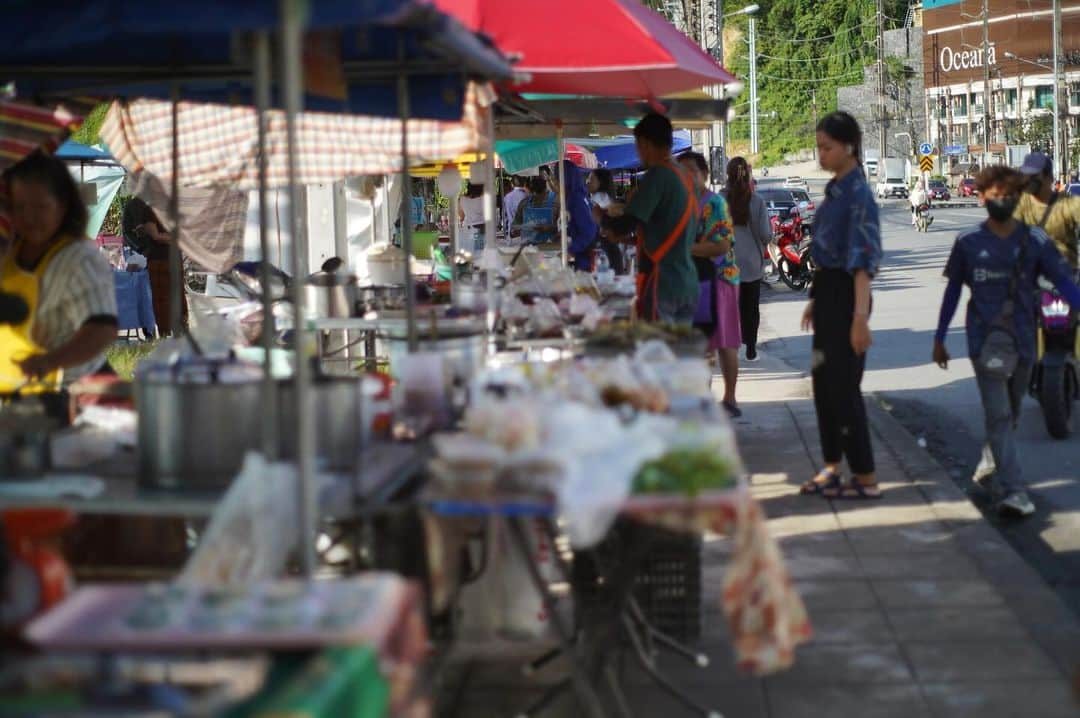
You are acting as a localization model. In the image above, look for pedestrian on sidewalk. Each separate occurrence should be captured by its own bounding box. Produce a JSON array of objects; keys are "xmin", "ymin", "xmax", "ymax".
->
[
  {"xmin": 798, "ymin": 112, "xmax": 883, "ymax": 500},
  {"xmin": 678, "ymin": 151, "xmax": 742, "ymax": 417},
  {"xmin": 933, "ymin": 165, "xmax": 1080, "ymax": 518},
  {"xmin": 725, "ymin": 156, "xmax": 774, "ymax": 362}
]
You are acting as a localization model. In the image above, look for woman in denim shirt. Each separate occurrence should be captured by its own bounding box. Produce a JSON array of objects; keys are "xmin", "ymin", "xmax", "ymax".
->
[{"xmin": 799, "ymin": 112, "xmax": 884, "ymax": 500}]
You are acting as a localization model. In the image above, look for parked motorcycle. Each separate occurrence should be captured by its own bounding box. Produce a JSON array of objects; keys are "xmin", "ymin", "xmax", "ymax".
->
[
  {"xmin": 914, "ymin": 203, "xmax": 933, "ymax": 233},
  {"xmin": 770, "ymin": 212, "xmax": 815, "ymax": 292},
  {"xmin": 1031, "ymin": 278, "xmax": 1079, "ymax": 438}
]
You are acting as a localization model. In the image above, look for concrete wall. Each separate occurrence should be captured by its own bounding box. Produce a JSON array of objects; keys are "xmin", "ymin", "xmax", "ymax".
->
[{"xmin": 838, "ymin": 28, "xmax": 927, "ymax": 162}]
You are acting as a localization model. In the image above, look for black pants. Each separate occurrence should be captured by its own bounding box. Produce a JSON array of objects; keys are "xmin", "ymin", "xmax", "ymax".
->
[
  {"xmin": 739, "ymin": 279, "xmax": 762, "ymax": 351},
  {"xmin": 811, "ymin": 269, "xmax": 875, "ymax": 474}
]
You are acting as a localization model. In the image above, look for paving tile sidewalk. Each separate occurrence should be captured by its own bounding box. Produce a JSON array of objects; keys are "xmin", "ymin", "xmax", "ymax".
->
[{"xmin": 437, "ymin": 347, "xmax": 1080, "ymax": 718}]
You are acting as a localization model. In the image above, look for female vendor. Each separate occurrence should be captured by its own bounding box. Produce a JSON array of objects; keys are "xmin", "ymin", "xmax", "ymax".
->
[{"xmin": 0, "ymin": 152, "xmax": 117, "ymax": 393}]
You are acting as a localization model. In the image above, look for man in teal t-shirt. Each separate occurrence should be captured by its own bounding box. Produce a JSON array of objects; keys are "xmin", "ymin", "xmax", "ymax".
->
[{"xmin": 606, "ymin": 113, "xmax": 698, "ymax": 323}]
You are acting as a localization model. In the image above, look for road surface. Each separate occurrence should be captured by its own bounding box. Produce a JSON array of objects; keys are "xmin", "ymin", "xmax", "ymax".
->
[{"xmin": 758, "ymin": 198, "xmax": 1080, "ymax": 617}]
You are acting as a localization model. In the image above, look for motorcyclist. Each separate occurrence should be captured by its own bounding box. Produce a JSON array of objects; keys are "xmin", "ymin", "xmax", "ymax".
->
[
  {"xmin": 1015, "ymin": 152, "xmax": 1080, "ymax": 268},
  {"xmin": 909, "ymin": 181, "xmax": 929, "ymax": 225}
]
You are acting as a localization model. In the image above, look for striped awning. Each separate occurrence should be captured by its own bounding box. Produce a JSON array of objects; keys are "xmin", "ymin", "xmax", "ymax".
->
[
  {"xmin": 100, "ymin": 84, "xmax": 494, "ymax": 192},
  {"xmin": 0, "ymin": 98, "xmax": 95, "ymax": 170},
  {"xmin": 0, "ymin": 98, "xmax": 97, "ymax": 241}
]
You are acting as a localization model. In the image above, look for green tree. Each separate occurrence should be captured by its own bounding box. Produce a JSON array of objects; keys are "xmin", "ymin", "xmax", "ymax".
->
[
  {"xmin": 1015, "ymin": 114, "xmax": 1054, "ymax": 154},
  {"xmin": 70, "ymin": 103, "xmax": 110, "ymax": 146}
]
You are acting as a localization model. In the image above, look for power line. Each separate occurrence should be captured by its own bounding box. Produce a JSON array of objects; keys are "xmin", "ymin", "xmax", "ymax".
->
[
  {"xmin": 755, "ymin": 47, "xmax": 871, "ymax": 63},
  {"xmin": 755, "ymin": 69, "xmax": 866, "ymax": 83},
  {"xmin": 746, "ymin": 15, "xmax": 896, "ymax": 46}
]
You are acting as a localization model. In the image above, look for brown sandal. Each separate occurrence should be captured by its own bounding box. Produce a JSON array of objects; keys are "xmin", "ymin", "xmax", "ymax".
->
[
  {"xmin": 823, "ymin": 477, "xmax": 883, "ymax": 500},
  {"xmin": 800, "ymin": 470, "xmax": 842, "ymax": 495}
]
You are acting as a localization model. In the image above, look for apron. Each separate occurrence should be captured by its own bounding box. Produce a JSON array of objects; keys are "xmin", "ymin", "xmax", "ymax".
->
[
  {"xmin": 635, "ymin": 163, "xmax": 697, "ymax": 320},
  {"xmin": 521, "ymin": 193, "xmax": 556, "ymax": 244},
  {"xmin": 0, "ymin": 238, "xmax": 72, "ymax": 393}
]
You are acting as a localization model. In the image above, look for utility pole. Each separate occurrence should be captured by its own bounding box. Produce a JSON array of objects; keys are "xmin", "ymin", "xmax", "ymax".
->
[
  {"xmin": 1053, "ymin": 0, "xmax": 1064, "ymax": 180},
  {"xmin": 981, "ymin": 0, "xmax": 992, "ymax": 170},
  {"xmin": 749, "ymin": 17, "xmax": 759, "ymax": 154},
  {"xmin": 715, "ymin": 0, "xmax": 725, "ymax": 176},
  {"xmin": 811, "ymin": 88, "xmax": 818, "ymax": 159},
  {"xmin": 876, "ymin": 0, "xmax": 887, "ymax": 159}
]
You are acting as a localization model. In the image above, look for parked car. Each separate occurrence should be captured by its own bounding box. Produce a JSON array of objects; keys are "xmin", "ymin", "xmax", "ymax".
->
[
  {"xmin": 958, "ymin": 177, "xmax": 976, "ymax": 197},
  {"xmin": 1066, "ymin": 183, "xmax": 1080, "ymax": 197},
  {"xmin": 758, "ymin": 188, "xmax": 799, "ymax": 221},
  {"xmin": 783, "ymin": 176, "xmax": 809, "ymax": 191},
  {"xmin": 789, "ymin": 189, "xmax": 817, "ymax": 226},
  {"xmin": 928, "ymin": 179, "xmax": 951, "ymax": 201}
]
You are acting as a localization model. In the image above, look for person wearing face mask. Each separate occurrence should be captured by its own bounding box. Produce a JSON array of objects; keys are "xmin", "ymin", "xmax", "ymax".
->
[
  {"xmin": 1014, "ymin": 152, "xmax": 1080, "ymax": 268},
  {"xmin": 798, "ymin": 112, "xmax": 883, "ymax": 500},
  {"xmin": 933, "ymin": 166, "xmax": 1080, "ymax": 518}
]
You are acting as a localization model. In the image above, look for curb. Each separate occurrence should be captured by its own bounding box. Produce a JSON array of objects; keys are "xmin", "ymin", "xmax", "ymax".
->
[{"xmin": 867, "ymin": 393, "xmax": 1080, "ymax": 674}]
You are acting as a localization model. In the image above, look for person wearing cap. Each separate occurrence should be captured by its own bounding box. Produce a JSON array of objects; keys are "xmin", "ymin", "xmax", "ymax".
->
[{"xmin": 1015, "ymin": 152, "xmax": 1080, "ymax": 268}]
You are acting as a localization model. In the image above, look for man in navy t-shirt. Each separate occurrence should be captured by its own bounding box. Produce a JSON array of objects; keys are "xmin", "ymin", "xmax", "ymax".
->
[{"xmin": 934, "ymin": 165, "xmax": 1080, "ymax": 518}]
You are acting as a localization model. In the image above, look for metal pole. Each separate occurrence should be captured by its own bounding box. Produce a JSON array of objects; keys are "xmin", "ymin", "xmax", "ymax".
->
[
  {"xmin": 280, "ymin": 0, "xmax": 316, "ymax": 578},
  {"xmin": 254, "ymin": 31, "xmax": 278, "ymax": 459},
  {"xmin": 557, "ymin": 124, "xmax": 568, "ymax": 266},
  {"xmin": 715, "ymin": 1, "xmax": 725, "ymax": 179},
  {"xmin": 483, "ymin": 107, "xmax": 497, "ymax": 345},
  {"xmin": 397, "ymin": 38, "xmax": 417, "ymax": 352},
  {"xmin": 876, "ymin": 0, "xmax": 886, "ymax": 161},
  {"xmin": 1053, "ymin": 0, "xmax": 1063, "ymax": 180},
  {"xmin": 749, "ymin": 18, "xmax": 758, "ymax": 155},
  {"xmin": 981, "ymin": 0, "xmax": 992, "ymax": 170},
  {"xmin": 169, "ymin": 84, "xmax": 182, "ymax": 339}
]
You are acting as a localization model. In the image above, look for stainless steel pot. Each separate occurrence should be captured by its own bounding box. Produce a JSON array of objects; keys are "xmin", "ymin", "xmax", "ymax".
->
[
  {"xmin": 304, "ymin": 271, "xmax": 359, "ymax": 319},
  {"xmin": 277, "ymin": 376, "xmax": 379, "ymax": 469},
  {"xmin": 135, "ymin": 359, "xmax": 262, "ymax": 490}
]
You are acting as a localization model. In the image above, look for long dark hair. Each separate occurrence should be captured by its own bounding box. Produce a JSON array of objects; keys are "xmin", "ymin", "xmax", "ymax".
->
[
  {"xmin": 725, "ymin": 157, "xmax": 752, "ymax": 226},
  {"xmin": 591, "ymin": 168, "xmax": 614, "ymax": 196},
  {"xmin": 816, "ymin": 111, "xmax": 863, "ymax": 164},
  {"xmin": 464, "ymin": 182, "xmax": 484, "ymax": 199},
  {"xmin": 4, "ymin": 150, "xmax": 88, "ymax": 239}
]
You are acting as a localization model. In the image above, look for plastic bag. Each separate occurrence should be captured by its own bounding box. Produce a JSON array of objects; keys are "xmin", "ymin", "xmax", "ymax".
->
[
  {"xmin": 557, "ymin": 414, "xmax": 672, "ymax": 548},
  {"xmin": 179, "ymin": 452, "xmax": 300, "ymax": 587}
]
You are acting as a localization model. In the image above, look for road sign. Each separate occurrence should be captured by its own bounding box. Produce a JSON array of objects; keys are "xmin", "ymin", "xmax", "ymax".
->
[
  {"xmin": 944, "ymin": 145, "xmax": 966, "ymax": 156},
  {"xmin": 919, "ymin": 142, "xmax": 933, "ymax": 156},
  {"xmin": 919, "ymin": 155, "xmax": 935, "ymax": 173}
]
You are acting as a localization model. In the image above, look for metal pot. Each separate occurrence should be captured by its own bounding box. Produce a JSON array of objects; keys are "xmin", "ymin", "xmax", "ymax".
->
[
  {"xmin": 367, "ymin": 245, "xmax": 410, "ymax": 286},
  {"xmin": 135, "ymin": 359, "xmax": 262, "ymax": 490},
  {"xmin": 304, "ymin": 271, "xmax": 359, "ymax": 319},
  {"xmin": 277, "ymin": 375, "xmax": 381, "ymax": 469}
]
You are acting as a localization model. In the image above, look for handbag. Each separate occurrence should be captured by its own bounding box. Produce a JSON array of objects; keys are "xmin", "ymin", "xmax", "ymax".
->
[{"xmin": 976, "ymin": 228, "xmax": 1029, "ymax": 379}]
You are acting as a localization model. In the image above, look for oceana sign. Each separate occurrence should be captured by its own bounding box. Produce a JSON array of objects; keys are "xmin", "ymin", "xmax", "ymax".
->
[{"xmin": 939, "ymin": 45, "xmax": 998, "ymax": 73}]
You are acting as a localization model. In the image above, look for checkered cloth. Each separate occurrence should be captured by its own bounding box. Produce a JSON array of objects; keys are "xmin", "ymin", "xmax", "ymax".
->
[{"xmin": 99, "ymin": 84, "xmax": 493, "ymax": 191}]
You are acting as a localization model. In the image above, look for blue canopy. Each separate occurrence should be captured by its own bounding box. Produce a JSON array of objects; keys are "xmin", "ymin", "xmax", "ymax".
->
[
  {"xmin": 0, "ymin": 1, "xmax": 512, "ymax": 119},
  {"xmin": 581, "ymin": 131, "xmax": 693, "ymax": 171},
  {"xmin": 56, "ymin": 140, "xmax": 115, "ymax": 163}
]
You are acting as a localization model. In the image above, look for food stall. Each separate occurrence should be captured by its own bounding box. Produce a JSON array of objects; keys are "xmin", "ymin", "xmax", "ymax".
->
[{"xmin": 0, "ymin": 0, "xmax": 513, "ymax": 714}]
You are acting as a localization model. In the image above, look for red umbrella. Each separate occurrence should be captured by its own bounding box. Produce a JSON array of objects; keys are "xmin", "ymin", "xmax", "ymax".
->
[
  {"xmin": 428, "ymin": 0, "xmax": 738, "ymax": 98},
  {"xmin": 565, "ymin": 143, "xmax": 598, "ymax": 169}
]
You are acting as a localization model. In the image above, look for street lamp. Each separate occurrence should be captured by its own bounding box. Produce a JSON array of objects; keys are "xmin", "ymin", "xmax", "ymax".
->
[
  {"xmin": 713, "ymin": 3, "xmax": 759, "ymax": 177},
  {"xmin": 1006, "ymin": 50, "xmax": 1062, "ymax": 177}
]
